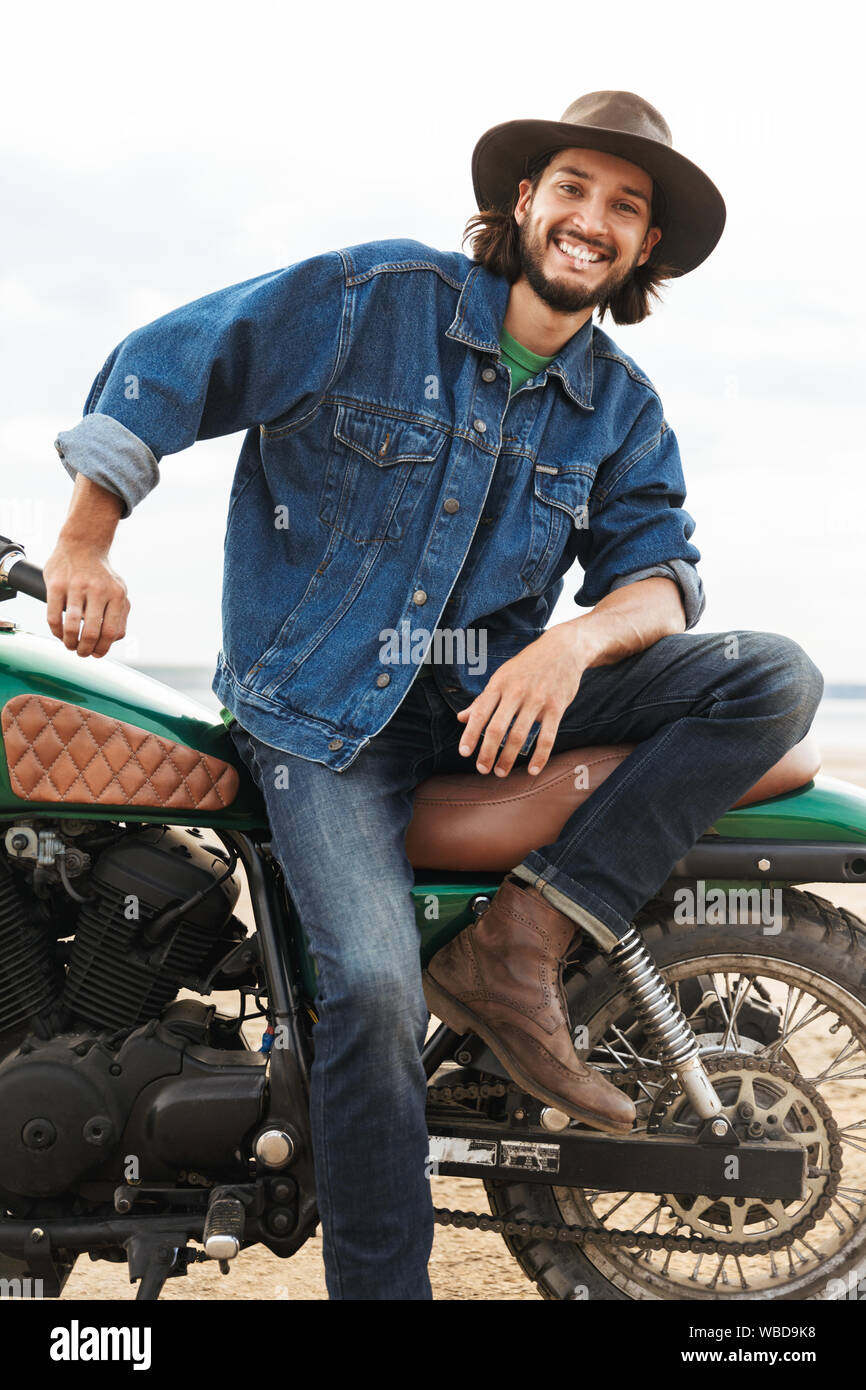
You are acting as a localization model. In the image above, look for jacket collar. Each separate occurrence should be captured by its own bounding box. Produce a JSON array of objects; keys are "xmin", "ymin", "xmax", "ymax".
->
[{"xmin": 445, "ymin": 262, "xmax": 595, "ymax": 410}]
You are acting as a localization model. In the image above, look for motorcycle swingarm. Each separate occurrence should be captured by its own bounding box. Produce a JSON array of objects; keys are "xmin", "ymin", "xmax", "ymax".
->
[{"xmin": 425, "ymin": 1116, "xmax": 806, "ymax": 1201}]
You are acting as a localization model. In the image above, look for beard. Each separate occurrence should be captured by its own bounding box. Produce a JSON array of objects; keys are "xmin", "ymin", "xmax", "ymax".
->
[{"xmin": 517, "ymin": 213, "xmax": 641, "ymax": 313}]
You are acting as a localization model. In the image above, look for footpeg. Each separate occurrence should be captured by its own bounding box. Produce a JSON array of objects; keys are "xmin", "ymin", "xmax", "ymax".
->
[{"xmin": 203, "ymin": 1193, "xmax": 245, "ymax": 1261}]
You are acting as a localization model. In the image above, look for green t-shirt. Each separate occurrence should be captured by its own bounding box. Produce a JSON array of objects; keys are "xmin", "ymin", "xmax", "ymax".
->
[
  {"xmin": 498, "ymin": 326, "xmax": 555, "ymax": 393},
  {"xmin": 218, "ymin": 327, "xmax": 556, "ymax": 729}
]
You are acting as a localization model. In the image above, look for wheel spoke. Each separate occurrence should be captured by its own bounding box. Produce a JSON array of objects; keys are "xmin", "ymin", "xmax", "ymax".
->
[
  {"xmin": 769, "ymin": 1000, "xmax": 832, "ymax": 1054},
  {"xmin": 607, "ymin": 1024, "xmax": 659, "ymax": 1070},
  {"xmin": 630, "ymin": 1199, "xmax": 666, "ymax": 1234},
  {"xmin": 596, "ymin": 1191, "xmax": 635, "ymax": 1223},
  {"xmin": 775, "ymin": 984, "xmax": 802, "ymax": 1051},
  {"xmin": 808, "ymin": 1062, "xmax": 866, "ymax": 1085},
  {"xmin": 596, "ymin": 1030, "xmax": 662, "ymax": 1105},
  {"xmin": 834, "ymin": 1192, "xmax": 866, "ymax": 1224},
  {"xmin": 813, "ymin": 1032, "xmax": 863, "ymax": 1083},
  {"xmin": 708, "ymin": 973, "xmax": 732, "ymax": 1031},
  {"xmin": 794, "ymin": 1235, "xmax": 822, "ymax": 1265},
  {"xmin": 723, "ymin": 974, "xmax": 756, "ymax": 1051}
]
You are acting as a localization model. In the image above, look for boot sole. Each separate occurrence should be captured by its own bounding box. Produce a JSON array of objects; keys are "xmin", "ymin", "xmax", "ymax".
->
[{"xmin": 423, "ymin": 971, "xmax": 634, "ymax": 1136}]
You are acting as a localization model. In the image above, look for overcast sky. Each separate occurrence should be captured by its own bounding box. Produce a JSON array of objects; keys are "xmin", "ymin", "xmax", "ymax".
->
[{"xmin": 1, "ymin": 0, "xmax": 863, "ymax": 683}]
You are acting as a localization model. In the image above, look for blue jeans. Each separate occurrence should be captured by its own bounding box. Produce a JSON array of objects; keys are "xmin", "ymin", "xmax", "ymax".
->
[{"xmin": 229, "ymin": 630, "xmax": 823, "ymax": 1299}]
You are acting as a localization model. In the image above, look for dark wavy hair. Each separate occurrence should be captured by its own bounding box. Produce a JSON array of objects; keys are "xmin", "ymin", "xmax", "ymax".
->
[{"xmin": 462, "ymin": 150, "xmax": 676, "ymax": 326}]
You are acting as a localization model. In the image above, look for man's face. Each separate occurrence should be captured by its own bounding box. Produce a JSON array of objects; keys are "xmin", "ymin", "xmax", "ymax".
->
[{"xmin": 514, "ymin": 146, "xmax": 663, "ymax": 313}]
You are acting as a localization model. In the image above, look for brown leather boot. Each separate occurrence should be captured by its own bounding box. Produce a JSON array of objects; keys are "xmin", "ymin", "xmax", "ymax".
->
[{"xmin": 423, "ymin": 874, "xmax": 635, "ymax": 1134}]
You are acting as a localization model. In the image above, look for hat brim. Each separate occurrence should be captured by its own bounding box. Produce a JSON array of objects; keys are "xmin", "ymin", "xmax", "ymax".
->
[{"xmin": 471, "ymin": 118, "xmax": 726, "ymax": 276}]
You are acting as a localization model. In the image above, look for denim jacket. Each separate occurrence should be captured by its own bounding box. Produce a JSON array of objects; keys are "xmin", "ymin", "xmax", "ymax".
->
[{"xmin": 55, "ymin": 239, "xmax": 705, "ymax": 771}]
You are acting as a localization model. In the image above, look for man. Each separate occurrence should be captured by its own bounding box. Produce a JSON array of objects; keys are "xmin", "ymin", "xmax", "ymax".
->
[{"xmin": 44, "ymin": 91, "xmax": 823, "ymax": 1299}]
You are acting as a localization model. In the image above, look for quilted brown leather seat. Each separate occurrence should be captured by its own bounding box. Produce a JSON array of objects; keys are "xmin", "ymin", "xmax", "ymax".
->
[{"xmin": 404, "ymin": 733, "xmax": 821, "ymax": 872}]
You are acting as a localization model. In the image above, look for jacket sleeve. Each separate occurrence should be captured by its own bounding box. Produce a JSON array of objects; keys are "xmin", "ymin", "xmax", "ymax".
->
[
  {"xmin": 607, "ymin": 559, "xmax": 705, "ymax": 630},
  {"xmin": 573, "ymin": 409, "xmax": 704, "ymax": 627},
  {"xmin": 54, "ymin": 250, "xmax": 346, "ymax": 518}
]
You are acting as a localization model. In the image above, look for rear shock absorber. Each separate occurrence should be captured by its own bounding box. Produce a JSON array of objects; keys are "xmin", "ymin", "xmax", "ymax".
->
[{"xmin": 607, "ymin": 928, "xmax": 722, "ymax": 1119}]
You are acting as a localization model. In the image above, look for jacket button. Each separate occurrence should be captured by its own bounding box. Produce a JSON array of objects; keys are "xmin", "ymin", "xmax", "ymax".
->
[
  {"xmin": 443, "ymin": 498, "xmax": 460, "ymax": 514},
  {"xmin": 473, "ymin": 418, "xmax": 487, "ymax": 433},
  {"xmin": 412, "ymin": 589, "xmax": 428, "ymax": 605},
  {"xmin": 328, "ymin": 738, "xmax": 343, "ymax": 751},
  {"xmin": 376, "ymin": 672, "xmax": 391, "ymax": 687},
  {"xmin": 481, "ymin": 367, "xmax": 496, "ymax": 383}
]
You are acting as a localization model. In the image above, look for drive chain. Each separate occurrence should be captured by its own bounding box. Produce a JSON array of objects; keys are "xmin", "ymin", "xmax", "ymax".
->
[{"xmin": 428, "ymin": 1055, "xmax": 842, "ymax": 1257}]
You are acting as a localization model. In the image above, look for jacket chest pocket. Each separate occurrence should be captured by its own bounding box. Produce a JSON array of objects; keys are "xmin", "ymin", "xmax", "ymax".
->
[
  {"xmin": 319, "ymin": 404, "xmax": 448, "ymax": 544},
  {"xmin": 520, "ymin": 463, "xmax": 594, "ymax": 592}
]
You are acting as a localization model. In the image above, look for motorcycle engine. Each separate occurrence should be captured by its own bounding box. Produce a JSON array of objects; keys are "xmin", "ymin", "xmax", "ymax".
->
[{"xmin": 0, "ymin": 823, "xmax": 267, "ymax": 1198}]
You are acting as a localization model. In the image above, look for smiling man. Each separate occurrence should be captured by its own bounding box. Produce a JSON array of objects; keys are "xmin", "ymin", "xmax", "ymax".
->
[
  {"xmin": 46, "ymin": 91, "xmax": 824, "ymax": 1299},
  {"xmin": 514, "ymin": 151, "xmax": 661, "ymax": 326}
]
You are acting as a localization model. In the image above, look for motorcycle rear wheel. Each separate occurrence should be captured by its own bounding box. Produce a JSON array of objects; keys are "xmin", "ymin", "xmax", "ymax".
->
[{"xmin": 485, "ymin": 887, "xmax": 866, "ymax": 1300}]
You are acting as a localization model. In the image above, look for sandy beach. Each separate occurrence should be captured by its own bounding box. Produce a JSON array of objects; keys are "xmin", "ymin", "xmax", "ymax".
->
[{"xmin": 56, "ymin": 746, "xmax": 866, "ymax": 1301}]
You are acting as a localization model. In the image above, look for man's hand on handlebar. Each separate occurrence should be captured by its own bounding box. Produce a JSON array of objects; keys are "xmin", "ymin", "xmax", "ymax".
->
[
  {"xmin": 43, "ymin": 474, "xmax": 129, "ymax": 658},
  {"xmin": 43, "ymin": 541, "xmax": 130, "ymax": 658}
]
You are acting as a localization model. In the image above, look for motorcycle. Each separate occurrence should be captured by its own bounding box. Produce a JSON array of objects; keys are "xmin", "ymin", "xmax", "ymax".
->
[{"xmin": 1, "ymin": 531, "xmax": 866, "ymax": 1302}]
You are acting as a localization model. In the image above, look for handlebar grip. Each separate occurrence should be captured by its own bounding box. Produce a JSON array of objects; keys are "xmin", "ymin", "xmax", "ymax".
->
[{"xmin": 6, "ymin": 559, "xmax": 47, "ymax": 603}]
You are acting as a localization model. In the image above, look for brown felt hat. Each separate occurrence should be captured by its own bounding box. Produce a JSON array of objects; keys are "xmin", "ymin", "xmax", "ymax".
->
[{"xmin": 471, "ymin": 90, "xmax": 726, "ymax": 276}]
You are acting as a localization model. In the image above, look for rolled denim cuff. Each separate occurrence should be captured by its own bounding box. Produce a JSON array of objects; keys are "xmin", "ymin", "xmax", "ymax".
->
[
  {"xmin": 609, "ymin": 559, "xmax": 705, "ymax": 630},
  {"xmin": 54, "ymin": 413, "xmax": 161, "ymax": 520}
]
